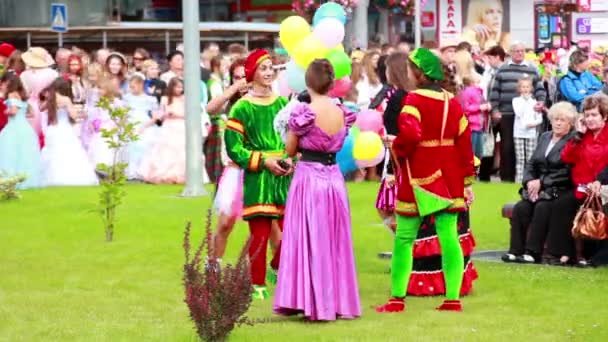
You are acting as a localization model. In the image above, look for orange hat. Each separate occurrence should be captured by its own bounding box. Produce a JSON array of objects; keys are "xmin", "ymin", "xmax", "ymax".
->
[{"xmin": 245, "ymin": 49, "xmax": 270, "ymax": 83}]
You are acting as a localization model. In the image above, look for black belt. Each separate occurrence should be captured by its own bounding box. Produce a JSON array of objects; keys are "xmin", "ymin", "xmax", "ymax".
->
[{"xmin": 300, "ymin": 149, "xmax": 336, "ymax": 165}]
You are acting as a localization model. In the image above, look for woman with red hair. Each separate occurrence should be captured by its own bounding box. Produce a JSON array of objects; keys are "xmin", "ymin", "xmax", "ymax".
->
[{"xmin": 65, "ymin": 55, "xmax": 86, "ymax": 105}]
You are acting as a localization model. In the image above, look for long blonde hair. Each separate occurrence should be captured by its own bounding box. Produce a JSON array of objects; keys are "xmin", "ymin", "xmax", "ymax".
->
[
  {"xmin": 361, "ymin": 51, "xmax": 380, "ymax": 86},
  {"xmin": 454, "ymin": 50, "xmax": 480, "ymax": 87}
]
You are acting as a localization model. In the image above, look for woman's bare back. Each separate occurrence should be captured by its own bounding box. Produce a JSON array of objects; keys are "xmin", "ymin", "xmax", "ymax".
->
[{"xmin": 309, "ymin": 98, "xmax": 344, "ymax": 136}]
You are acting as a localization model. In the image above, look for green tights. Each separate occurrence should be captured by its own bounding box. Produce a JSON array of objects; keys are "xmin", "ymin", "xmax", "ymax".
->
[{"xmin": 390, "ymin": 212, "xmax": 464, "ymax": 300}]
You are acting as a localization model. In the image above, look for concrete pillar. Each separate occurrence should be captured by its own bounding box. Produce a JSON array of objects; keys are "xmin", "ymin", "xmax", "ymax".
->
[
  {"xmin": 181, "ymin": 0, "xmax": 206, "ymax": 197},
  {"xmin": 353, "ymin": 0, "xmax": 369, "ymax": 50},
  {"xmin": 378, "ymin": 7, "xmax": 389, "ymax": 44}
]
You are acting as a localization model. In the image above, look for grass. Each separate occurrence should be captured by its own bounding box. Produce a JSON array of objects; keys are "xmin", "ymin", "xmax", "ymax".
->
[{"xmin": 1, "ymin": 182, "xmax": 607, "ymax": 342}]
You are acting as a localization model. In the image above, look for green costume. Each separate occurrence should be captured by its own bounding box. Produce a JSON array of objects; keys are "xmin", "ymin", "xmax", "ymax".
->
[{"xmin": 224, "ymin": 95, "xmax": 290, "ymax": 220}]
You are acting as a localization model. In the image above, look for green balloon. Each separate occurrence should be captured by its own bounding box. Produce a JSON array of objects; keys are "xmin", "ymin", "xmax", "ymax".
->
[{"xmin": 326, "ymin": 49, "xmax": 352, "ymax": 79}]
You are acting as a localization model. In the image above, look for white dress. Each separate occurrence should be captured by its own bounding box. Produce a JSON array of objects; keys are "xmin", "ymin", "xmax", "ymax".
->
[
  {"xmin": 41, "ymin": 108, "xmax": 99, "ymax": 186},
  {"xmin": 122, "ymin": 93, "xmax": 160, "ymax": 180},
  {"xmin": 86, "ymin": 99, "xmax": 121, "ymax": 167}
]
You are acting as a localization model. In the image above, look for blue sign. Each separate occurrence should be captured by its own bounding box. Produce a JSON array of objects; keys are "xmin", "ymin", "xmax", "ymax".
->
[{"xmin": 51, "ymin": 3, "xmax": 68, "ymax": 33}]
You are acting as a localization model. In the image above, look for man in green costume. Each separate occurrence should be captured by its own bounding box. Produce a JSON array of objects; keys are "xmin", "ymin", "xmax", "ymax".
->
[{"xmin": 225, "ymin": 49, "xmax": 291, "ymax": 299}]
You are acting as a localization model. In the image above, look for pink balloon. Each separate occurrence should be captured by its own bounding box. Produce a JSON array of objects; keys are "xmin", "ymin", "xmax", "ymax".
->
[
  {"xmin": 356, "ymin": 148, "xmax": 385, "ymax": 168},
  {"xmin": 356, "ymin": 109, "xmax": 383, "ymax": 132},
  {"xmin": 313, "ymin": 18, "xmax": 345, "ymax": 49},
  {"xmin": 277, "ymin": 71, "xmax": 291, "ymax": 97},
  {"xmin": 329, "ymin": 76, "xmax": 352, "ymax": 98}
]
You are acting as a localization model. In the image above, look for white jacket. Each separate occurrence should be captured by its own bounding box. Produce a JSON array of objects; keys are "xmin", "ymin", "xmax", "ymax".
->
[{"xmin": 512, "ymin": 96, "xmax": 542, "ymax": 139}]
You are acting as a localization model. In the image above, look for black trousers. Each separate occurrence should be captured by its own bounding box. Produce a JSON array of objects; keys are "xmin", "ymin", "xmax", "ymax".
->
[
  {"xmin": 546, "ymin": 191, "xmax": 581, "ymax": 258},
  {"xmin": 509, "ymin": 199, "xmax": 553, "ymax": 255},
  {"xmin": 499, "ymin": 114, "xmax": 516, "ymax": 182}
]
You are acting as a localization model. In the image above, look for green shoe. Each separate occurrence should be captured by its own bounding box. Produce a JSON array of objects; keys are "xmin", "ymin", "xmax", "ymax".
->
[
  {"xmin": 266, "ymin": 267, "xmax": 277, "ymax": 285},
  {"xmin": 252, "ymin": 285, "xmax": 269, "ymax": 300}
]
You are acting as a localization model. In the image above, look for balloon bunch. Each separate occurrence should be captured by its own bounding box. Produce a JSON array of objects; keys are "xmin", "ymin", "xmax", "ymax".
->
[
  {"xmin": 278, "ymin": 2, "xmax": 353, "ymax": 97},
  {"xmin": 336, "ymin": 109, "xmax": 385, "ymax": 174}
]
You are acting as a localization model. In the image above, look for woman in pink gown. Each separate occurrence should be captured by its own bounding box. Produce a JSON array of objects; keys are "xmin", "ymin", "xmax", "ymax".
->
[
  {"xmin": 20, "ymin": 47, "xmax": 59, "ymax": 148},
  {"xmin": 273, "ymin": 59, "xmax": 361, "ymax": 321},
  {"xmin": 139, "ymin": 77, "xmax": 210, "ymax": 184}
]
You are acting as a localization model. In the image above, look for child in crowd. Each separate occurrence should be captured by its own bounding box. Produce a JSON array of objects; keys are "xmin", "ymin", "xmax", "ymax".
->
[
  {"xmin": 343, "ymin": 86, "xmax": 360, "ymax": 114},
  {"xmin": 40, "ymin": 78, "xmax": 98, "ymax": 186},
  {"xmin": 513, "ymin": 77, "xmax": 543, "ymax": 183},
  {"xmin": 122, "ymin": 73, "xmax": 160, "ymax": 180},
  {"xmin": 459, "ymin": 76, "xmax": 491, "ymax": 158},
  {"xmin": 84, "ymin": 77, "xmax": 122, "ymax": 168},
  {"xmin": 0, "ymin": 74, "xmax": 41, "ymax": 189},
  {"xmin": 81, "ymin": 63, "xmax": 105, "ymax": 150}
]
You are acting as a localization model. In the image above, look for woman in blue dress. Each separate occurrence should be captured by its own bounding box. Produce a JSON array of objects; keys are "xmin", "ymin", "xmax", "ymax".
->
[{"xmin": 0, "ymin": 73, "xmax": 42, "ymax": 189}]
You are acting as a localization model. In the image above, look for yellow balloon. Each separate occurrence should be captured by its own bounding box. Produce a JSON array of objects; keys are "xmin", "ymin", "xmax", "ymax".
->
[
  {"xmin": 280, "ymin": 16, "xmax": 311, "ymax": 54},
  {"xmin": 293, "ymin": 34, "xmax": 328, "ymax": 68},
  {"xmin": 353, "ymin": 132, "xmax": 383, "ymax": 161}
]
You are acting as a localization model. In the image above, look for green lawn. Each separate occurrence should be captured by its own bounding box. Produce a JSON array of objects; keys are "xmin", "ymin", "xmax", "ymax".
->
[{"xmin": 1, "ymin": 182, "xmax": 607, "ymax": 341}]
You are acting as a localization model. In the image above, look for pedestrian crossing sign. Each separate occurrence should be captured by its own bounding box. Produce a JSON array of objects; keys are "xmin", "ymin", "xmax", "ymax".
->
[{"xmin": 51, "ymin": 3, "xmax": 68, "ymax": 33}]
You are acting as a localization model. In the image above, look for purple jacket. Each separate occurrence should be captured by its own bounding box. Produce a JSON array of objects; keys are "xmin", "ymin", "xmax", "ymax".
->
[{"xmin": 459, "ymin": 85, "xmax": 486, "ymax": 132}]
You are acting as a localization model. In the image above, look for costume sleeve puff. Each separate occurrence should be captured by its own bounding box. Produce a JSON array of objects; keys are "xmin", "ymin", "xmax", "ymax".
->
[
  {"xmin": 288, "ymin": 102, "xmax": 315, "ymax": 137},
  {"xmin": 341, "ymin": 104, "xmax": 357, "ymax": 129}
]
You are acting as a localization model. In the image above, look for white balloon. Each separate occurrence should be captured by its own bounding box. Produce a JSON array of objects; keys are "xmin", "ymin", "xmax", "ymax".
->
[
  {"xmin": 313, "ymin": 18, "xmax": 345, "ymax": 49},
  {"xmin": 286, "ymin": 61, "xmax": 306, "ymax": 93}
]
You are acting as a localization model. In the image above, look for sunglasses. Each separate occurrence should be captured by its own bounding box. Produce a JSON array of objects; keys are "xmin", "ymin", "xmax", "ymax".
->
[
  {"xmin": 233, "ymin": 75, "xmax": 245, "ymax": 80},
  {"xmin": 133, "ymin": 57, "xmax": 145, "ymax": 61}
]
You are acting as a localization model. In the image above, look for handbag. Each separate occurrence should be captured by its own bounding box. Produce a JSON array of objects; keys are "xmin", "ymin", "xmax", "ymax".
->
[
  {"xmin": 572, "ymin": 193, "xmax": 608, "ymax": 240},
  {"xmin": 481, "ymin": 116, "xmax": 495, "ymax": 158}
]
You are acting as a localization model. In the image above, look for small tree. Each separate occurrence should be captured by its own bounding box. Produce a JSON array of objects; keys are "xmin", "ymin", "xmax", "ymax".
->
[
  {"xmin": 0, "ymin": 172, "xmax": 26, "ymax": 200},
  {"xmin": 183, "ymin": 210, "xmax": 254, "ymax": 342},
  {"xmin": 96, "ymin": 97, "xmax": 138, "ymax": 242}
]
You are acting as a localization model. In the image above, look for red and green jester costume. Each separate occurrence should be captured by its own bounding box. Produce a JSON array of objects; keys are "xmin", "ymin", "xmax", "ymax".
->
[{"xmin": 376, "ymin": 48, "xmax": 476, "ymax": 313}]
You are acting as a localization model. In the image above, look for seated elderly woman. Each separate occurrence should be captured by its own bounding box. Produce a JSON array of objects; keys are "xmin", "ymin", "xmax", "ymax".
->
[
  {"xmin": 554, "ymin": 93, "xmax": 608, "ymax": 266},
  {"xmin": 503, "ymin": 102, "xmax": 576, "ymax": 264}
]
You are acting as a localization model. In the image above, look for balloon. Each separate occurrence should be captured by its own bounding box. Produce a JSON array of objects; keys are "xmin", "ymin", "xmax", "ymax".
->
[
  {"xmin": 277, "ymin": 70, "xmax": 291, "ymax": 97},
  {"xmin": 280, "ymin": 16, "xmax": 311, "ymax": 54},
  {"xmin": 313, "ymin": 18, "xmax": 345, "ymax": 49},
  {"xmin": 337, "ymin": 128, "xmax": 358, "ymax": 174},
  {"xmin": 356, "ymin": 109, "xmax": 383, "ymax": 132},
  {"xmin": 333, "ymin": 44, "xmax": 345, "ymax": 52},
  {"xmin": 326, "ymin": 48, "xmax": 352, "ymax": 79},
  {"xmin": 328, "ymin": 76, "xmax": 352, "ymax": 98},
  {"xmin": 293, "ymin": 34, "xmax": 328, "ymax": 68},
  {"xmin": 313, "ymin": 2, "xmax": 347, "ymax": 27},
  {"xmin": 356, "ymin": 148, "xmax": 385, "ymax": 168},
  {"xmin": 286, "ymin": 61, "xmax": 307, "ymax": 93},
  {"xmin": 353, "ymin": 132, "xmax": 383, "ymax": 161}
]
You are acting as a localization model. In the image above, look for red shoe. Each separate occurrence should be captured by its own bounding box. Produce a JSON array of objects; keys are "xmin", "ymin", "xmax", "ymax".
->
[
  {"xmin": 375, "ymin": 298, "xmax": 405, "ymax": 313},
  {"xmin": 436, "ymin": 300, "xmax": 462, "ymax": 312}
]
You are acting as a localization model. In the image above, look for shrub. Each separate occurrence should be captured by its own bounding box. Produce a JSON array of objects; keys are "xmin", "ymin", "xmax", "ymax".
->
[
  {"xmin": 0, "ymin": 172, "xmax": 26, "ymax": 200},
  {"xmin": 183, "ymin": 210, "xmax": 253, "ymax": 342},
  {"xmin": 95, "ymin": 97, "xmax": 138, "ymax": 242}
]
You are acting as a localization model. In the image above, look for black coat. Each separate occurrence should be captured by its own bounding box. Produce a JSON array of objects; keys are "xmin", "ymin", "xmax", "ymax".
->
[{"xmin": 522, "ymin": 131, "xmax": 574, "ymax": 191}]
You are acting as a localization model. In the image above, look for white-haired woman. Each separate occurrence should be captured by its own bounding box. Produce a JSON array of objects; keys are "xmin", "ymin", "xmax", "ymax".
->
[
  {"xmin": 461, "ymin": 0, "xmax": 511, "ymax": 50},
  {"xmin": 504, "ymin": 102, "xmax": 577, "ymax": 264}
]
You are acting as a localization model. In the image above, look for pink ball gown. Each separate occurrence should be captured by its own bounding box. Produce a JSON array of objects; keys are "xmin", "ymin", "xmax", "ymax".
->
[{"xmin": 273, "ymin": 102, "xmax": 361, "ymax": 321}]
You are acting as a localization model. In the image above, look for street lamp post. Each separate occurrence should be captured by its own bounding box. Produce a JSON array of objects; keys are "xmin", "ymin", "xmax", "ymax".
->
[
  {"xmin": 414, "ymin": 0, "xmax": 421, "ymax": 48},
  {"xmin": 181, "ymin": 0, "xmax": 207, "ymax": 197}
]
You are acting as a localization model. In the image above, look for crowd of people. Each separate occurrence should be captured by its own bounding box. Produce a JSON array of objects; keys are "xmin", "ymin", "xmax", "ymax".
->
[
  {"xmin": 2, "ymin": 35, "xmax": 608, "ymax": 321},
  {"xmin": 0, "ymin": 42, "xmax": 247, "ymax": 187}
]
